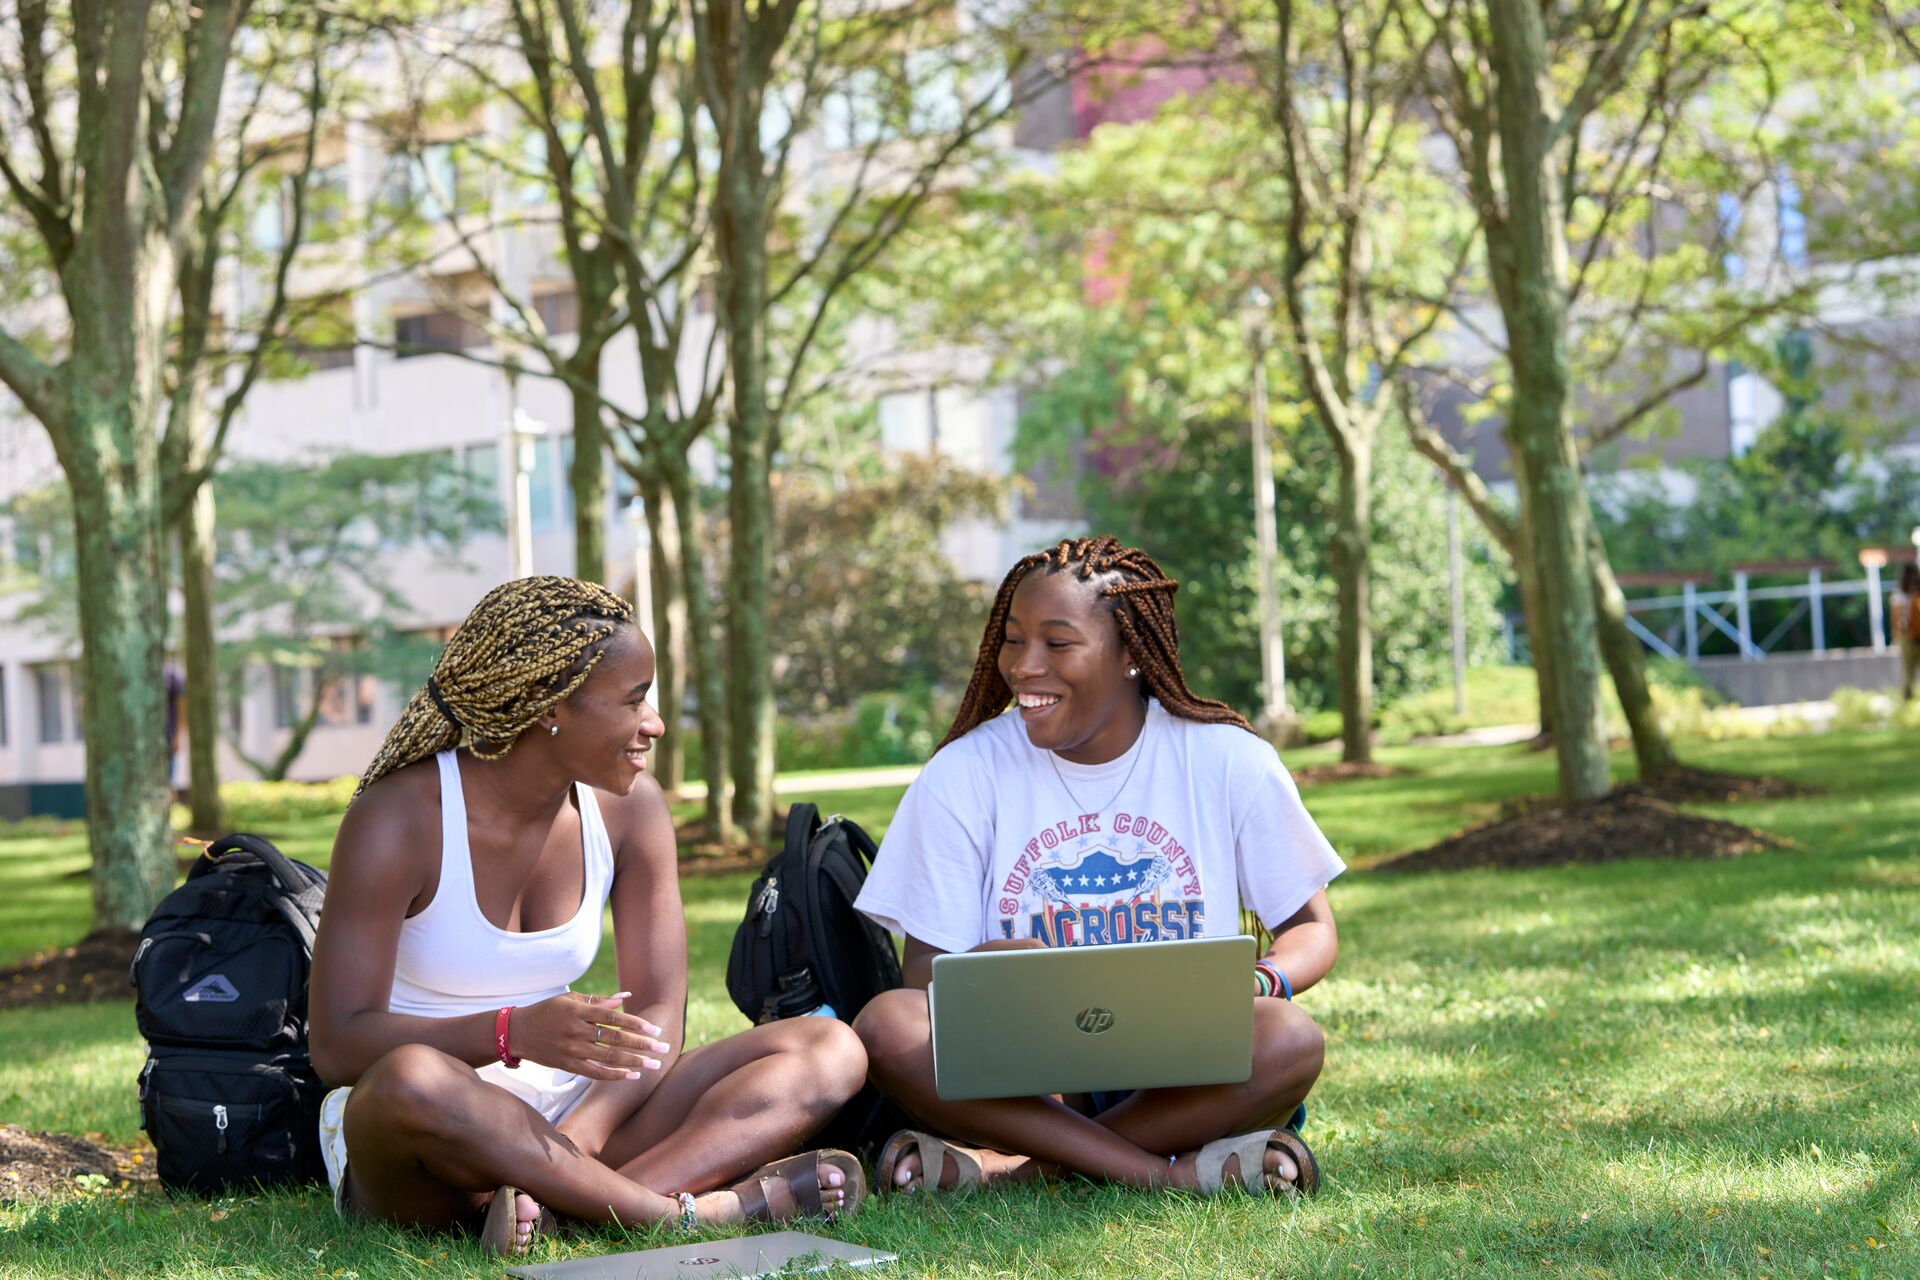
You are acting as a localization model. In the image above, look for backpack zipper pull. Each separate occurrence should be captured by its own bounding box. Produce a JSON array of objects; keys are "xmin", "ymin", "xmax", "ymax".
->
[
  {"xmin": 758, "ymin": 878, "xmax": 780, "ymax": 937},
  {"xmin": 128, "ymin": 936, "xmax": 153, "ymax": 986},
  {"xmin": 213, "ymin": 1103, "xmax": 229, "ymax": 1153}
]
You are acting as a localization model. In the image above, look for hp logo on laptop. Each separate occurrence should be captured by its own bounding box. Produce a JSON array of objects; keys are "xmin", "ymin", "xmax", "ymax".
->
[{"xmin": 1075, "ymin": 1007, "xmax": 1115, "ymax": 1035}]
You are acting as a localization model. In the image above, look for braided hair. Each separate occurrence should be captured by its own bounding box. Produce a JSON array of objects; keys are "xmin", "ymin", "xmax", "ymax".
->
[
  {"xmin": 354, "ymin": 576, "xmax": 636, "ymax": 801},
  {"xmin": 940, "ymin": 535, "xmax": 1254, "ymax": 749}
]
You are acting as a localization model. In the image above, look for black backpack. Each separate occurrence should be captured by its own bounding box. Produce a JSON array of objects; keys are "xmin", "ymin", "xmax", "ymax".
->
[
  {"xmin": 727, "ymin": 804, "xmax": 903, "ymax": 1024},
  {"xmin": 726, "ymin": 804, "xmax": 908, "ymax": 1158},
  {"xmin": 131, "ymin": 833, "xmax": 328, "ymax": 1195}
]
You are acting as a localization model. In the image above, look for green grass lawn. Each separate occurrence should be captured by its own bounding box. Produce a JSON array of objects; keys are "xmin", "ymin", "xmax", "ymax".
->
[{"xmin": 4, "ymin": 735, "xmax": 1919, "ymax": 1277}]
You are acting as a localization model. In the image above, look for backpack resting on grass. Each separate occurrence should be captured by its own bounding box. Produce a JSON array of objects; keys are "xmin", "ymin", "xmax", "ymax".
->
[
  {"xmin": 726, "ymin": 803, "xmax": 906, "ymax": 1156},
  {"xmin": 130, "ymin": 833, "xmax": 327, "ymax": 1195}
]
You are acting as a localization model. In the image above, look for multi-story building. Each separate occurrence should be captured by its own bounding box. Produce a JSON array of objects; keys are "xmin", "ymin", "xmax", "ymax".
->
[{"xmin": 0, "ymin": 38, "xmax": 1081, "ymax": 812}]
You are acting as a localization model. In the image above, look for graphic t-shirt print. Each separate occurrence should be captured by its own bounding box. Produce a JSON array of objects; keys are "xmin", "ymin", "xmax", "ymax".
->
[{"xmin": 995, "ymin": 809, "xmax": 1207, "ymax": 947}]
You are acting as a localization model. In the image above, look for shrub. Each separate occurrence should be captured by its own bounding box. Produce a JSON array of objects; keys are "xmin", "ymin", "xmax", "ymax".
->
[
  {"xmin": 1300, "ymin": 709, "xmax": 1344, "ymax": 744},
  {"xmin": 219, "ymin": 776, "xmax": 359, "ymax": 825}
]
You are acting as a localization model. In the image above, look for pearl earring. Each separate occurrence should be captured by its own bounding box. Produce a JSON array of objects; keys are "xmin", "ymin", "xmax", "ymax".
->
[
  {"xmin": 1127, "ymin": 667, "xmax": 1139, "ymax": 679},
  {"xmin": 548, "ymin": 724, "xmax": 559, "ymax": 736}
]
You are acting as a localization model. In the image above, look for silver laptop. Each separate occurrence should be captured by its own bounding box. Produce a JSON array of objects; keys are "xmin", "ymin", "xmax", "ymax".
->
[
  {"xmin": 505, "ymin": 1230, "xmax": 895, "ymax": 1280},
  {"xmin": 929, "ymin": 935, "xmax": 1256, "ymax": 1101}
]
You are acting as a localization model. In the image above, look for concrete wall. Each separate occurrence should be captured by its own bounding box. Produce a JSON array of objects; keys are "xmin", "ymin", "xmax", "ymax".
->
[{"xmin": 1695, "ymin": 647, "xmax": 1902, "ymax": 706}]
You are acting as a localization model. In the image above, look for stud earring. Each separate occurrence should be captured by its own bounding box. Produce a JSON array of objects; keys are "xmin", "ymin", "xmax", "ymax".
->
[
  {"xmin": 548, "ymin": 724, "xmax": 559, "ymax": 736},
  {"xmin": 1127, "ymin": 667, "xmax": 1139, "ymax": 679}
]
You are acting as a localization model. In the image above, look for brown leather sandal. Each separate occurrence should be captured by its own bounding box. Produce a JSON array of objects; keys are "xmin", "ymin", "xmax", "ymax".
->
[
  {"xmin": 479, "ymin": 1183, "xmax": 558, "ymax": 1257},
  {"xmin": 874, "ymin": 1128, "xmax": 993, "ymax": 1194},
  {"xmin": 1191, "ymin": 1128, "xmax": 1321, "ymax": 1197},
  {"xmin": 728, "ymin": 1148, "xmax": 867, "ymax": 1222}
]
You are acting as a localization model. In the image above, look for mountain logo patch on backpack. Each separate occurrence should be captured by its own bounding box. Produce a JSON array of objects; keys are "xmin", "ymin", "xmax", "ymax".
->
[{"xmin": 182, "ymin": 974, "xmax": 239, "ymax": 1003}]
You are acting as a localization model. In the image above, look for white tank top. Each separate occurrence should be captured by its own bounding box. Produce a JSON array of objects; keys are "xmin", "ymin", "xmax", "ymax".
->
[{"xmin": 389, "ymin": 751, "xmax": 614, "ymax": 1020}]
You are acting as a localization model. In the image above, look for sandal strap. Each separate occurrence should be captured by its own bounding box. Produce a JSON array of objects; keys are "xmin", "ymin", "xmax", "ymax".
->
[
  {"xmin": 922, "ymin": 1133, "xmax": 985, "ymax": 1189},
  {"xmin": 730, "ymin": 1152, "xmax": 825, "ymax": 1220},
  {"xmin": 1195, "ymin": 1130, "xmax": 1277, "ymax": 1195},
  {"xmin": 918, "ymin": 1134, "xmax": 947, "ymax": 1192}
]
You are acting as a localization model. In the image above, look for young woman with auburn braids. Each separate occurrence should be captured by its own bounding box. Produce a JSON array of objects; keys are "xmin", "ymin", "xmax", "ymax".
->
[
  {"xmin": 853, "ymin": 538, "xmax": 1345, "ymax": 1198},
  {"xmin": 308, "ymin": 577, "xmax": 868, "ymax": 1257}
]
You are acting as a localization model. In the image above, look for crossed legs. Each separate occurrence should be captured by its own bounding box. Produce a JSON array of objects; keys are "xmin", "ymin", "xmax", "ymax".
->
[
  {"xmin": 338, "ymin": 1017, "xmax": 867, "ymax": 1236},
  {"xmin": 852, "ymin": 987, "xmax": 1323, "ymax": 1191}
]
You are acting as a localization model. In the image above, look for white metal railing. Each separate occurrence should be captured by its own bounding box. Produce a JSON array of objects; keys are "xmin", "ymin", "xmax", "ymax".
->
[{"xmin": 1508, "ymin": 566, "xmax": 1897, "ymax": 665}]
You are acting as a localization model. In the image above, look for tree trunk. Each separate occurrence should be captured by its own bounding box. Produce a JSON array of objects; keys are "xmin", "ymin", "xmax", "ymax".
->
[
  {"xmin": 567, "ymin": 344, "xmax": 609, "ymax": 582},
  {"xmin": 1512, "ymin": 538, "xmax": 1555, "ymax": 742},
  {"xmin": 716, "ymin": 180, "xmax": 776, "ymax": 842},
  {"xmin": 1502, "ymin": 363, "xmax": 1606, "ymax": 802},
  {"xmin": 1589, "ymin": 526, "xmax": 1679, "ymax": 777},
  {"xmin": 1485, "ymin": 0, "xmax": 1610, "ymax": 807},
  {"xmin": 178, "ymin": 481, "xmax": 224, "ymax": 833},
  {"xmin": 1330, "ymin": 436, "xmax": 1373, "ymax": 764},
  {"xmin": 67, "ymin": 437, "xmax": 174, "ymax": 929},
  {"xmin": 638, "ymin": 470, "xmax": 687, "ymax": 793},
  {"xmin": 668, "ymin": 457, "xmax": 739, "ymax": 842}
]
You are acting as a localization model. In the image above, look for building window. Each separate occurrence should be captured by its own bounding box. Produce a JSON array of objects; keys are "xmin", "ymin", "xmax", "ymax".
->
[
  {"xmin": 288, "ymin": 343, "xmax": 356, "ymax": 371},
  {"xmin": 530, "ymin": 435, "xmax": 559, "ymax": 533},
  {"xmin": 317, "ymin": 673, "xmax": 377, "ymax": 727},
  {"xmin": 271, "ymin": 664, "xmax": 303, "ymax": 731},
  {"xmin": 1776, "ymin": 170, "xmax": 1807, "ymax": 270},
  {"xmin": 317, "ymin": 639, "xmax": 377, "ymax": 728},
  {"xmin": 380, "ymin": 142, "xmax": 477, "ymax": 222},
  {"xmin": 33, "ymin": 665, "xmax": 63, "ymax": 743},
  {"xmin": 394, "ymin": 308, "xmax": 485, "ymax": 357},
  {"xmin": 463, "ymin": 442, "xmax": 500, "ymax": 506},
  {"xmin": 534, "ymin": 289, "xmax": 579, "ymax": 336}
]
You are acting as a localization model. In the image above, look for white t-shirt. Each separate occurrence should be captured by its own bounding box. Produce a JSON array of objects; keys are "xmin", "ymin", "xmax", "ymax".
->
[{"xmin": 856, "ymin": 699, "xmax": 1346, "ymax": 955}]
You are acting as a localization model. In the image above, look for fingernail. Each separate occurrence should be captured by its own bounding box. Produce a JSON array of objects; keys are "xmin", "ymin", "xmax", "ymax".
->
[
  {"xmin": 609, "ymin": 991, "xmax": 633, "ymax": 1002},
  {"xmin": 642, "ymin": 1057, "xmax": 661, "ymax": 1070},
  {"xmin": 652, "ymin": 1040, "xmax": 671, "ymax": 1053},
  {"xmin": 625, "ymin": 1070, "xmax": 642, "ymax": 1080},
  {"xmin": 640, "ymin": 1020, "xmax": 662, "ymax": 1034}
]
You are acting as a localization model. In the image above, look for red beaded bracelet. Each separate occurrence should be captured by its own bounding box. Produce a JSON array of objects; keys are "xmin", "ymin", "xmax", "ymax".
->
[{"xmin": 495, "ymin": 1005, "xmax": 521, "ymax": 1068}]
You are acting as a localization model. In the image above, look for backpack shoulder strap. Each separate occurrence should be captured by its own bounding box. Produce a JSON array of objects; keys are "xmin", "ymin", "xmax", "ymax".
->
[
  {"xmin": 208, "ymin": 833, "xmax": 323, "ymax": 951},
  {"xmin": 782, "ymin": 803, "xmax": 821, "ymax": 859}
]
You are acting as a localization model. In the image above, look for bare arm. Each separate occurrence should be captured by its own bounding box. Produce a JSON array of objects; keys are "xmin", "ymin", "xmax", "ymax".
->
[
  {"xmin": 554, "ymin": 777, "xmax": 687, "ymax": 1149},
  {"xmin": 307, "ymin": 769, "xmax": 495, "ymax": 1084},
  {"xmin": 901, "ymin": 933, "xmax": 1042, "ymax": 991},
  {"xmin": 1259, "ymin": 888, "xmax": 1338, "ymax": 998}
]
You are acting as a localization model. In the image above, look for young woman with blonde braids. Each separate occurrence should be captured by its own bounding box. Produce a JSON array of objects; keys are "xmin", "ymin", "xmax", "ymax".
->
[
  {"xmin": 853, "ymin": 538, "xmax": 1344, "ymax": 1198},
  {"xmin": 308, "ymin": 577, "xmax": 867, "ymax": 1257}
]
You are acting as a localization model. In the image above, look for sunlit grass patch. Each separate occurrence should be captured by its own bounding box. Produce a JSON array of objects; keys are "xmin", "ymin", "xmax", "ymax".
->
[{"xmin": 3, "ymin": 732, "xmax": 1919, "ymax": 1276}]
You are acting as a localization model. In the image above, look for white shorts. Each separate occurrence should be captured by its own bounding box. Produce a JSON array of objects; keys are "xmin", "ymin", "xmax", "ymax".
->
[{"xmin": 320, "ymin": 1060, "xmax": 594, "ymax": 1214}]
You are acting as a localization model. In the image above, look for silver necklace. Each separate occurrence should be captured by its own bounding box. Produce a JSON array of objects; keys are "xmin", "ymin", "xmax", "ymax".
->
[{"xmin": 1047, "ymin": 718, "xmax": 1149, "ymax": 815}]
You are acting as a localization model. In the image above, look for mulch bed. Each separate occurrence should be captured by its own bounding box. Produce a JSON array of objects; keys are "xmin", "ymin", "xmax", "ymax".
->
[
  {"xmin": 0, "ymin": 1125, "xmax": 156, "ymax": 1204},
  {"xmin": 0, "ymin": 928, "xmax": 139, "ymax": 1013},
  {"xmin": 1620, "ymin": 764, "xmax": 1821, "ymax": 804},
  {"xmin": 1376, "ymin": 790, "xmax": 1796, "ymax": 873},
  {"xmin": 1292, "ymin": 762, "xmax": 1413, "ymax": 786}
]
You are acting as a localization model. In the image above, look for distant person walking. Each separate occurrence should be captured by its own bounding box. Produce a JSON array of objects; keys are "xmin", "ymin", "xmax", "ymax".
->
[
  {"xmin": 163, "ymin": 663, "xmax": 185, "ymax": 794},
  {"xmin": 1892, "ymin": 563, "xmax": 1920, "ymax": 701}
]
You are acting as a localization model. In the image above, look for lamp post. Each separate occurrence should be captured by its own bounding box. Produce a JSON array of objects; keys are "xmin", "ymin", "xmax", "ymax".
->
[
  {"xmin": 625, "ymin": 498, "xmax": 653, "ymax": 631},
  {"xmin": 1448, "ymin": 487, "xmax": 1468, "ymax": 718},
  {"xmin": 1241, "ymin": 286, "xmax": 1292, "ymax": 742}
]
